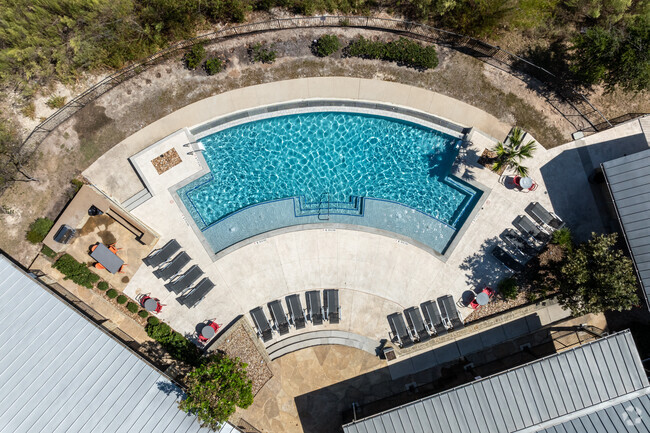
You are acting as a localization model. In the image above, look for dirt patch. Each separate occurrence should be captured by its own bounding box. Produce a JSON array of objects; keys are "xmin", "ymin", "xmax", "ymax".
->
[
  {"xmin": 79, "ymin": 214, "xmax": 114, "ymax": 236},
  {"xmin": 151, "ymin": 148, "xmax": 182, "ymax": 174},
  {"xmin": 121, "ymin": 276, "xmax": 129, "ymax": 283}
]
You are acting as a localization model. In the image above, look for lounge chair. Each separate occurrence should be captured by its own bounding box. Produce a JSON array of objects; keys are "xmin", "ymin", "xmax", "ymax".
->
[
  {"xmin": 153, "ymin": 252, "xmax": 190, "ymax": 280},
  {"xmin": 404, "ymin": 307, "xmax": 430, "ymax": 342},
  {"xmin": 387, "ymin": 312, "xmax": 414, "ymax": 348},
  {"xmin": 177, "ymin": 278, "xmax": 214, "ymax": 308},
  {"xmin": 164, "ymin": 265, "xmax": 202, "ymax": 293},
  {"xmin": 527, "ymin": 202, "xmax": 565, "ymax": 231},
  {"xmin": 514, "ymin": 215, "xmax": 551, "ymax": 244},
  {"xmin": 501, "ymin": 228, "xmax": 538, "ymax": 256},
  {"xmin": 143, "ymin": 239, "xmax": 180, "ymax": 267},
  {"xmin": 420, "ymin": 301, "xmax": 447, "ymax": 336},
  {"xmin": 250, "ymin": 307, "xmax": 273, "ymax": 342},
  {"xmin": 438, "ymin": 295, "xmax": 464, "ymax": 330},
  {"xmin": 286, "ymin": 294, "xmax": 306, "ymax": 329},
  {"xmin": 306, "ymin": 291, "xmax": 323, "ymax": 325},
  {"xmin": 323, "ymin": 289, "xmax": 341, "ymax": 324},
  {"xmin": 268, "ymin": 300, "xmax": 290, "ymax": 336},
  {"xmin": 492, "ymin": 245, "xmax": 525, "ymax": 272}
]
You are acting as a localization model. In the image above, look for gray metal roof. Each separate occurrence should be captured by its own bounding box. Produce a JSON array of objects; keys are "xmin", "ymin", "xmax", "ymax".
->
[
  {"xmin": 343, "ymin": 331, "xmax": 650, "ymax": 433},
  {"xmin": 0, "ymin": 255, "xmax": 233, "ymax": 433},
  {"xmin": 602, "ymin": 148, "xmax": 650, "ymax": 309}
]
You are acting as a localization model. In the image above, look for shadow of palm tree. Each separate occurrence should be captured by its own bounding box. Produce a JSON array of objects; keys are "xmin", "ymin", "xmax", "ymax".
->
[{"xmin": 458, "ymin": 236, "xmax": 508, "ymax": 288}]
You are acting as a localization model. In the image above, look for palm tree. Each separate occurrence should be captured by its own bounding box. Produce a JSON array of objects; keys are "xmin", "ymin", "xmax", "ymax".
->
[{"xmin": 491, "ymin": 127, "xmax": 537, "ymax": 177}]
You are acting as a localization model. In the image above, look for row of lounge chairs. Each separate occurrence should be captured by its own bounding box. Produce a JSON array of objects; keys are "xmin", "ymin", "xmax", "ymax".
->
[
  {"xmin": 250, "ymin": 290, "xmax": 341, "ymax": 342},
  {"xmin": 143, "ymin": 240, "xmax": 214, "ymax": 308},
  {"xmin": 388, "ymin": 295, "xmax": 464, "ymax": 348},
  {"xmin": 492, "ymin": 202, "xmax": 565, "ymax": 272}
]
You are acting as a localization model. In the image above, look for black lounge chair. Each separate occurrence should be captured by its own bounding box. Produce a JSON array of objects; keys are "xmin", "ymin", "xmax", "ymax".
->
[
  {"xmin": 286, "ymin": 294, "xmax": 306, "ymax": 329},
  {"xmin": 420, "ymin": 301, "xmax": 447, "ymax": 335},
  {"xmin": 165, "ymin": 265, "xmax": 202, "ymax": 293},
  {"xmin": 268, "ymin": 300, "xmax": 290, "ymax": 336},
  {"xmin": 514, "ymin": 215, "xmax": 551, "ymax": 244},
  {"xmin": 153, "ymin": 252, "xmax": 190, "ymax": 280},
  {"xmin": 306, "ymin": 291, "xmax": 323, "ymax": 325},
  {"xmin": 387, "ymin": 312, "xmax": 414, "ymax": 348},
  {"xmin": 177, "ymin": 278, "xmax": 214, "ymax": 308},
  {"xmin": 527, "ymin": 202, "xmax": 565, "ymax": 231},
  {"xmin": 404, "ymin": 307, "xmax": 430, "ymax": 342},
  {"xmin": 143, "ymin": 239, "xmax": 180, "ymax": 267},
  {"xmin": 323, "ymin": 289, "xmax": 341, "ymax": 324},
  {"xmin": 250, "ymin": 307, "xmax": 273, "ymax": 342},
  {"xmin": 438, "ymin": 295, "xmax": 464, "ymax": 330},
  {"xmin": 501, "ymin": 228, "xmax": 537, "ymax": 256},
  {"xmin": 492, "ymin": 245, "xmax": 525, "ymax": 272}
]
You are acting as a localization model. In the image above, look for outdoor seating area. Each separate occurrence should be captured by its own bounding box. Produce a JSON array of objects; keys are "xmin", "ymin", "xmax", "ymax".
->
[
  {"xmin": 513, "ymin": 175, "xmax": 538, "ymax": 192},
  {"xmin": 198, "ymin": 321, "xmax": 220, "ymax": 343},
  {"xmin": 388, "ymin": 295, "xmax": 465, "ymax": 348},
  {"xmin": 138, "ymin": 294, "xmax": 163, "ymax": 313},
  {"xmin": 468, "ymin": 287, "xmax": 495, "ymax": 310},
  {"xmin": 250, "ymin": 290, "xmax": 341, "ymax": 342},
  {"xmin": 90, "ymin": 242, "xmax": 126, "ymax": 274}
]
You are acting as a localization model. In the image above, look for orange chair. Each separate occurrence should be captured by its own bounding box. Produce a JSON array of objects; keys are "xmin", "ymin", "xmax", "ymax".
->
[
  {"xmin": 94, "ymin": 263, "xmax": 106, "ymax": 270},
  {"xmin": 118, "ymin": 264, "xmax": 128, "ymax": 273},
  {"xmin": 91, "ymin": 244, "xmax": 98, "ymax": 252}
]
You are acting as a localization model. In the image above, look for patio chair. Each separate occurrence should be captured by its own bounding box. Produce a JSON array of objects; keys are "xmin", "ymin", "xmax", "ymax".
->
[
  {"xmin": 492, "ymin": 245, "xmax": 525, "ymax": 272},
  {"xmin": 250, "ymin": 307, "xmax": 273, "ymax": 342},
  {"xmin": 153, "ymin": 252, "xmax": 190, "ymax": 280},
  {"xmin": 438, "ymin": 295, "xmax": 464, "ymax": 330},
  {"xmin": 177, "ymin": 278, "xmax": 214, "ymax": 308},
  {"xmin": 404, "ymin": 307, "xmax": 430, "ymax": 342},
  {"xmin": 286, "ymin": 294, "xmax": 306, "ymax": 329},
  {"xmin": 513, "ymin": 215, "xmax": 551, "ymax": 244},
  {"xmin": 305, "ymin": 291, "xmax": 323, "ymax": 325},
  {"xmin": 164, "ymin": 265, "xmax": 202, "ymax": 294},
  {"xmin": 268, "ymin": 300, "xmax": 290, "ymax": 336},
  {"xmin": 420, "ymin": 300, "xmax": 447, "ymax": 336},
  {"xmin": 527, "ymin": 202, "xmax": 565, "ymax": 231},
  {"xmin": 469, "ymin": 299, "xmax": 480, "ymax": 310},
  {"xmin": 387, "ymin": 312, "xmax": 414, "ymax": 348},
  {"xmin": 501, "ymin": 228, "xmax": 538, "ymax": 256},
  {"xmin": 323, "ymin": 289, "xmax": 341, "ymax": 324},
  {"xmin": 143, "ymin": 239, "xmax": 181, "ymax": 267}
]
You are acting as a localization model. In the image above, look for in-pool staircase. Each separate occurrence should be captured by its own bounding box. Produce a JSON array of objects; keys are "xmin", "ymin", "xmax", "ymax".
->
[
  {"xmin": 293, "ymin": 195, "xmax": 364, "ymax": 219},
  {"xmin": 318, "ymin": 192, "xmax": 330, "ymax": 221}
]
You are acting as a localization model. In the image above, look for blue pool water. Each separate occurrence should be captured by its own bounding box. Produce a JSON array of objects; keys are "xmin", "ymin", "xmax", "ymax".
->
[{"xmin": 179, "ymin": 112, "xmax": 479, "ymax": 235}]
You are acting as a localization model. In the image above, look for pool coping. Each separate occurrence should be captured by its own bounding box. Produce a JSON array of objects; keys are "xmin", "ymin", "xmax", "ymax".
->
[{"xmin": 161, "ymin": 99, "xmax": 492, "ymax": 262}]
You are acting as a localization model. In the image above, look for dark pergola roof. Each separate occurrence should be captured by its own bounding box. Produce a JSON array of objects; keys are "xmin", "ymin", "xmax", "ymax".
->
[{"xmin": 602, "ymin": 148, "xmax": 650, "ymax": 309}]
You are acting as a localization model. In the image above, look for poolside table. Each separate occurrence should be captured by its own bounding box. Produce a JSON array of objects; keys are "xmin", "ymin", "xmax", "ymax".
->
[
  {"xmin": 476, "ymin": 292, "xmax": 490, "ymax": 306},
  {"xmin": 143, "ymin": 298, "xmax": 159, "ymax": 312},
  {"xmin": 90, "ymin": 243, "xmax": 124, "ymax": 274},
  {"xmin": 201, "ymin": 324, "xmax": 216, "ymax": 339},
  {"xmin": 519, "ymin": 177, "xmax": 533, "ymax": 189}
]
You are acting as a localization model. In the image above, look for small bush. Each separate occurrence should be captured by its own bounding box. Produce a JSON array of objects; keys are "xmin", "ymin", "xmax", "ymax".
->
[
  {"xmin": 185, "ymin": 44, "xmax": 206, "ymax": 70},
  {"xmin": 70, "ymin": 178, "xmax": 84, "ymax": 194},
  {"xmin": 498, "ymin": 277, "xmax": 519, "ymax": 300},
  {"xmin": 126, "ymin": 302, "xmax": 139, "ymax": 313},
  {"xmin": 116, "ymin": 295, "xmax": 128, "ymax": 304},
  {"xmin": 138, "ymin": 310, "xmax": 149, "ymax": 318},
  {"xmin": 314, "ymin": 35, "xmax": 341, "ymax": 57},
  {"xmin": 148, "ymin": 316, "xmax": 160, "ymax": 325},
  {"xmin": 204, "ymin": 57, "xmax": 223, "ymax": 75},
  {"xmin": 106, "ymin": 289, "xmax": 118, "ymax": 299},
  {"xmin": 41, "ymin": 245, "xmax": 56, "ymax": 258},
  {"xmin": 345, "ymin": 36, "xmax": 438, "ymax": 70},
  {"xmin": 53, "ymin": 254, "xmax": 100, "ymax": 288},
  {"xmin": 552, "ymin": 227, "xmax": 573, "ymax": 251},
  {"xmin": 249, "ymin": 43, "xmax": 276, "ymax": 63},
  {"xmin": 26, "ymin": 217, "xmax": 54, "ymax": 244},
  {"xmin": 97, "ymin": 281, "xmax": 109, "ymax": 291},
  {"xmin": 21, "ymin": 102, "xmax": 36, "ymax": 119},
  {"xmin": 46, "ymin": 95, "xmax": 66, "ymax": 109},
  {"xmin": 146, "ymin": 321, "xmax": 200, "ymax": 365}
]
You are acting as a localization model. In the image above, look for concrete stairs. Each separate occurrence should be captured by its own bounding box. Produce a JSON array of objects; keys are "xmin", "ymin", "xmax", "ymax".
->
[
  {"xmin": 293, "ymin": 195, "xmax": 364, "ymax": 219},
  {"xmin": 264, "ymin": 330, "xmax": 379, "ymax": 360},
  {"xmin": 122, "ymin": 188, "xmax": 152, "ymax": 211}
]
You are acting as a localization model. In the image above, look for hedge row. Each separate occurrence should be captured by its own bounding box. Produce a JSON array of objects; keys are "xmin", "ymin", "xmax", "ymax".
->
[
  {"xmin": 345, "ymin": 36, "xmax": 438, "ymax": 70},
  {"xmin": 146, "ymin": 321, "xmax": 200, "ymax": 366},
  {"xmin": 53, "ymin": 254, "xmax": 100, "ymax": 288}
]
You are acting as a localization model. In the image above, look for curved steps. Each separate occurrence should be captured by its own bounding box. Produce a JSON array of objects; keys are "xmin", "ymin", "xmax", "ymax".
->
[{"xmin": 265, "ymin": 330, "xmax": 380, "ymax": 360}]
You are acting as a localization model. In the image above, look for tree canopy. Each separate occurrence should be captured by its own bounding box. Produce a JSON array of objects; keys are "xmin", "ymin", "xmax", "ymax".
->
[
  {"xmin": 558, "ymin": 232, "xmax": 639, "ymax": 315},
  {"xmin": 179, "ymin": 354, "xmax": 254, "ymax": 429}
]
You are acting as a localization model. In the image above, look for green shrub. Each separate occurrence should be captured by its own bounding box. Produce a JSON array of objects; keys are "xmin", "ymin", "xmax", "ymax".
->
[
  {"xmin": 552, "ymin": 227, "xmax": 573, "ymax": 251},
  {"xmin": 498, "ymin": 277, "xmax": 519, "ymax": 300},
  {"xmin": 345, "ymin": 36, "xmax": 439, "ymax": 70},
  {"xmin": 147, "ymin": 316, "xmax": 160, "ymax": 325},
  {"xmin": 53, "ymin": 254, "xmax": 100, "ymax": 288},
  {"xmin": 146, "ymin": 321, "xmax": 200, "ymax": 365},
  {"xmin": 126, "ymin": 301, "xmax": 139, "ymax": 313},
  {"xmin": 314, "ymin": 35, "xmax": 341, "ymax": 57},
  {"xmin": 116, "ymin": 295, "xmax": 128, "ymax": 304},
  {"xmin": 46, "ymin": 95, "xmax": 66, "ymax": 109},
  {"xmin": 204, "ymin": 57, "xmax": 223, "ymax": 75},
  {"xmin": 97, "ymin": 281, "xmax": 109, "ymax": 291},
  {"xmin": 138, "ymin": 310, "xmax": 149, "ymax": 318},
  {"xmin": 106, "ymin": 289, "xmax": 118, "ymax": 299},
  {"xmin": 26, "ymin": 217, "xmax": 54, "ymax": 244},
  {"xmin": 40, "ymin": 245, "xmax": 56, "ymax": 258},
  {"xmin": 185, "ymin": 44, "xmax": 206, "ymax": 70},
  {"xmin": 249, "ymin": 43, "xmax": 276, "ymax": 63},
  {"xmin": 70, "ymin": 178, "xmax": 84, "ymax": 194}
]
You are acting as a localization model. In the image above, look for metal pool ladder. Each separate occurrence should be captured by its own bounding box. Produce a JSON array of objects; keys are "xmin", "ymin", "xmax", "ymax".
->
[{"xmin": 318, "ymin": 192, "xmax": 330, "ymax": 221}]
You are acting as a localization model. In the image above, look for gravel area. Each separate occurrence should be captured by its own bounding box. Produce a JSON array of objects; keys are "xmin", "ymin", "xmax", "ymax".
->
[
  {"xmin": 151, "ymin": 148, "xmax": 181, "ymax": 174},
  {"xmin": 213, "ymin": 322, "xmax": 273, "ymax": 395}
]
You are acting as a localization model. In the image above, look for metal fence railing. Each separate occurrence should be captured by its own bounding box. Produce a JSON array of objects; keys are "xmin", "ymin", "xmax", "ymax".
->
[{"xmin": 20, "ymin": 15, "xmax": 613, "ymax": 158}]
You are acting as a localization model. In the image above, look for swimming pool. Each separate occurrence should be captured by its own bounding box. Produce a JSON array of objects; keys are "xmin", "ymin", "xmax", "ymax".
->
[{"xmin": 177, "ymin": 111, "xmax": 482, "ymax": 254}]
